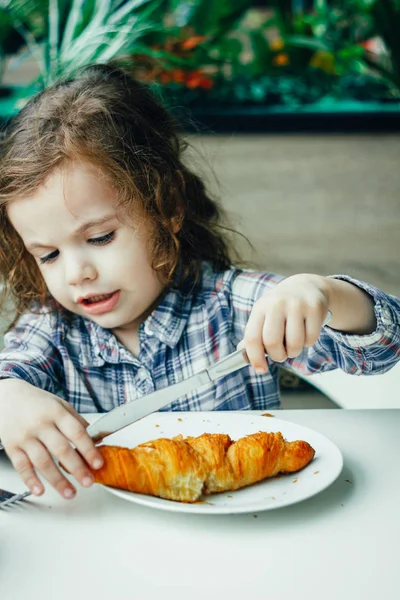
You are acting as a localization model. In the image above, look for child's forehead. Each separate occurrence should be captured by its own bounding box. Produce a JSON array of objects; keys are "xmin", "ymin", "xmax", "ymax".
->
[
  {"xmin": 52, "ymin": 161, "xmax": 112, "ymax": 194},
  {"xmin": 7, "ymin": 162, "xmax": 124, "ymax": 232},
  {"xmin": 26, "ymin": 161, "xmax": 117, "ymax": 211}
]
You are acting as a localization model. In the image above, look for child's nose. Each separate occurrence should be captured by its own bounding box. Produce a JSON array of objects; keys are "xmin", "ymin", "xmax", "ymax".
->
[{"xmin": 66, "ymin": 257, "xmax": 97, "ymax": 285}]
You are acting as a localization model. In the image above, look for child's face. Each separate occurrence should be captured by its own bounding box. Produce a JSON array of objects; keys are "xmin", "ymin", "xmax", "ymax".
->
[{"xmin": 7, "ymin": 162, "xmax": 164, "ymax": 335}]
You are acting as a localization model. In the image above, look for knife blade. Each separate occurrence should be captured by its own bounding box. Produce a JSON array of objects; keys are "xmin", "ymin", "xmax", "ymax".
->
[{"xmin": 86, "ymin": 347, "xmax": 252, "ymax": 442}]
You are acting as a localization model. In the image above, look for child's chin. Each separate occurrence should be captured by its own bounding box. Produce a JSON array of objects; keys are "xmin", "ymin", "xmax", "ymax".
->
[{"xmin": 87, "ymin": 313, "xmax": 123, "ymax": 328}]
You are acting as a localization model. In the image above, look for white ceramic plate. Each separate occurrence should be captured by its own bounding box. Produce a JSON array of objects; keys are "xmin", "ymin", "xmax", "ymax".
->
[{"xmin": 97, "ymin": 411, "xmax": 343, "ymax": 514}]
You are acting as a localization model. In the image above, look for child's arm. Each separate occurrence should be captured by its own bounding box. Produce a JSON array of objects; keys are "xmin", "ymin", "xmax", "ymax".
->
[
  {"xmin": 229, "ymin": 270, "xmax": 399, "ymax": 376},
  {"xmin": 0, "ymin": 378, "xmax": 104, "ymax": 499}
]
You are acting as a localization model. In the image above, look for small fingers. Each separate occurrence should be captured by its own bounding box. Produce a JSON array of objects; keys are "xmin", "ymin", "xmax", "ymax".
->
[
  {"xmin": 39, "ymin": 429, "xmax": 95, "ymax": 489},
  {"xmin": 304, "ymin": 311, "xmax": 324, "ymax": 348},
  {"xmin": 22, "ymin": 440, "xmax": 76, "ymax": 499},
  {"xmin": 57, "ymin": 413, "xmax": 103, "ymax": 470},
  {"xmin": 284, "ymin": 312, "xmax": 305, "ymax": 359},
  {"xmin": 262, "ymin": 310, "xmax": 287, "ymax": 363},
  {"xmin": 8, "ymin": 447, "xmax": 44, "ymax": 496},
  {"xmin": 243, "ymin": 307, "xmax": 269, "ymax": 373}
]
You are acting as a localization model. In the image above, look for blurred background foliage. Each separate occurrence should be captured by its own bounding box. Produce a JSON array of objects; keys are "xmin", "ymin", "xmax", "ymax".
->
[{"xmin": 0, "ymin": 0, "xmax": 399, "ymax": 110}]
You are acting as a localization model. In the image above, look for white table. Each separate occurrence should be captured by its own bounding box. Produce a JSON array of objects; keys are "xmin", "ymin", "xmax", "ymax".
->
[{"xmin": 1, "ymin": 409, "xmax": 399, "ymax": 600}]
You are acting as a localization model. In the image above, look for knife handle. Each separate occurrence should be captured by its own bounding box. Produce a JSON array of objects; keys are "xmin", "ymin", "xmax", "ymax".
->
[{"xmin": 207, "ymin": 348, "xmax": 254, "ymax": 381}]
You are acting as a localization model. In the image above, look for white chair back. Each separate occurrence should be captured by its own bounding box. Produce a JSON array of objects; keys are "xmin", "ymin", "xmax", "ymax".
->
[{"xmin": 305, "ymin": 362, "xmax": 400, "ymax": 409}]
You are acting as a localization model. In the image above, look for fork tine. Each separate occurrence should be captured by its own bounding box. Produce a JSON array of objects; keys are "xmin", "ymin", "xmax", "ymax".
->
[{"xmin": 0, "ymin": 489, "xmax": 32, "ymax": 507}]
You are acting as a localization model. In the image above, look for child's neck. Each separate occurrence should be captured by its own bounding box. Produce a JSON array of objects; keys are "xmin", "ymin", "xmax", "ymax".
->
[
  {"xmin": 112, "ymin": 327, "xmax": 140, "ymax": 357},
  {"xmin": 110, "ymin": 290, "xmax": 167, "ymax": 358}
]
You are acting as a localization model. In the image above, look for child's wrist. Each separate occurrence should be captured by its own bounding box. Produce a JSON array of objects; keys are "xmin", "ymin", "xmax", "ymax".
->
[{"xmin": 324, "ymin": 277, "xmax": 376, "ymax": 334}]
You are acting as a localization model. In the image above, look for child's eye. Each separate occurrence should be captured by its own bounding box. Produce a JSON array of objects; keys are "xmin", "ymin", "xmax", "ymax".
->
[
  {"xmin": 39, "ymin": 250, "xmax": 59, "ymax": 264},
  {"xmin": 88, "ymin": 232, "xmax": 115, "ymax": 245}
]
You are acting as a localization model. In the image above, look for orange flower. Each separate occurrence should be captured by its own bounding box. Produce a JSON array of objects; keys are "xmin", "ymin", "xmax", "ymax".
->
[
  {"xmin": 198, "ymin": 78, "xmax": 214, "ymax": 90},
  {"xmin": 273, "ymin": 53, "xmax": 289, "ymax": 66},
  {"xmin": 155, "ymin": 66, "xmax": 214, "ymax": 90},
  {"xmin": 186, "ymin": 70, "xmax": 214, "ymax": 89},
  {"xmin": 181, "ymin": 35, "xmax": 207, "ymax": 51},
  {"xmin": 171, "ymin": 69, "xmax": 186, "ymax": 83}
]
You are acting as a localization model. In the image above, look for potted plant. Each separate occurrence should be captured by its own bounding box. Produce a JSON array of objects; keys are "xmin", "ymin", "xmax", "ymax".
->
[
  {"xmin": 2, "ymin": 0, "xmax": 400, "ymax": 133},
  {"xmin": 0, "ymin": 0, "xmax": 163, "ymax": 125}
]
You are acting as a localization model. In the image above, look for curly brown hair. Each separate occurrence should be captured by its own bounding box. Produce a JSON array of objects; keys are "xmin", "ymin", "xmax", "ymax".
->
[{"xmin": 0, "ymin": 64, "xmax": 243, "ymax": 328}]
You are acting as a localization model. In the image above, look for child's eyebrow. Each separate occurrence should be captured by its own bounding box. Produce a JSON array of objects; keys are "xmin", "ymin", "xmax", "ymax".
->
[
  {"xmin": 26, "ymin": 214, "xmax": 116, "ymax": 250},
  {"xmin": 73, "ymin": 214, "xmax": 116, "ymax": 236}
]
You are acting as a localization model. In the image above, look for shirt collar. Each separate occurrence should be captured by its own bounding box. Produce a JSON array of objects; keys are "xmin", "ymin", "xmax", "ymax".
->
[
  {"xmin": 80, "ymin": 319, "xmax": 121, "ymax": 367},
  {"xmin": 142, "ymin": 286, "xmax": 194, "ymax": 348}
]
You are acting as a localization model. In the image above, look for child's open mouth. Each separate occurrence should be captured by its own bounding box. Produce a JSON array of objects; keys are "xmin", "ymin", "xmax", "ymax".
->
[{"xmin": 78, "ymin": 291, "xmax": 120, "ymax": 315}]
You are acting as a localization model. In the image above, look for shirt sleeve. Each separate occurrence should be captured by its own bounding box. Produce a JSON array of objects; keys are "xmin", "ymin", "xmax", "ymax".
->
[
  {"xmin": 0, "ymin": 310, "xmax": 66, "ymax": 397},
  {"xmin": 228, "ymin": 270, "xmax": 400, "ymax": 376}
]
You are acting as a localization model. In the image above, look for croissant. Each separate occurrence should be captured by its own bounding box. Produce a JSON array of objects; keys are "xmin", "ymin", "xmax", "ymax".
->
[{"xmin": 92, "ymin": 431, "xmax": 315, "ymax": 502}]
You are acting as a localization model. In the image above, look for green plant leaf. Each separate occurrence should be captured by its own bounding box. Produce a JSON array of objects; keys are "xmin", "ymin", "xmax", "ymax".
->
[
  {"xmin": 7, "ymin": 0, "xmax": 163, "ymax": 86},
  {"xmin": 248, "ymin": 30, "xmax": 273, "ymax": 77},
  {"xmin": 286, "ymin": 34, "xmax": 330, "ymax": 52},
  {"xmin": 185, "ymin": 0, "xmax": 251, "ymax": 38},
  {"xmin": 213, "ymin": 37, "xmax": 242, "ymax": 61},
  {"xmin": 48, "ymin": 0, "xmax": 60, "ymax": 73},
  {"xmin": 109, "ymin": 0, "xmax": 157, "ymax": 24},
  {"xmin": 60, "ymin": 0, "xmax": 90, "ymax": 55}
]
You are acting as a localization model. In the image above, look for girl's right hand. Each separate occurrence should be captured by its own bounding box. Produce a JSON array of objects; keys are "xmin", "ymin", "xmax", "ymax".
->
[{"xmin": 0, "ymin": 379, "xmax": 104, "ymax": 499}]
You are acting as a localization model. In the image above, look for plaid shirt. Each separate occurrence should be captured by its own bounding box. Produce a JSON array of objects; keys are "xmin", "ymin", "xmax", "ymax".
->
[{"xmin": 0, "ymin": 265, "xmax": 399, "ymax": 413}]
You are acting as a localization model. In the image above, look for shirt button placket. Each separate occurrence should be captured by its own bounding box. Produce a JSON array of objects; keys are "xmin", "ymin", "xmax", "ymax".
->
[{"xmin": 136, "ymin": 367, "xmax": 154, "ymax": 395}]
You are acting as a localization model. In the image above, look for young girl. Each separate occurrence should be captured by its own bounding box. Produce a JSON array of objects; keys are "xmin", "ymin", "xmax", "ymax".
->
[{"xmin": 0, "ymin": 65, "xmax": 398, "ymax": 501}]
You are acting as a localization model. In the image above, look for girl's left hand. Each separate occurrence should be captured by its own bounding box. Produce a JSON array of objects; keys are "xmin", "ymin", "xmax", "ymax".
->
[{"xmin": 241, "ymin": 274, "xmax": 331, "ymax": 373}]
